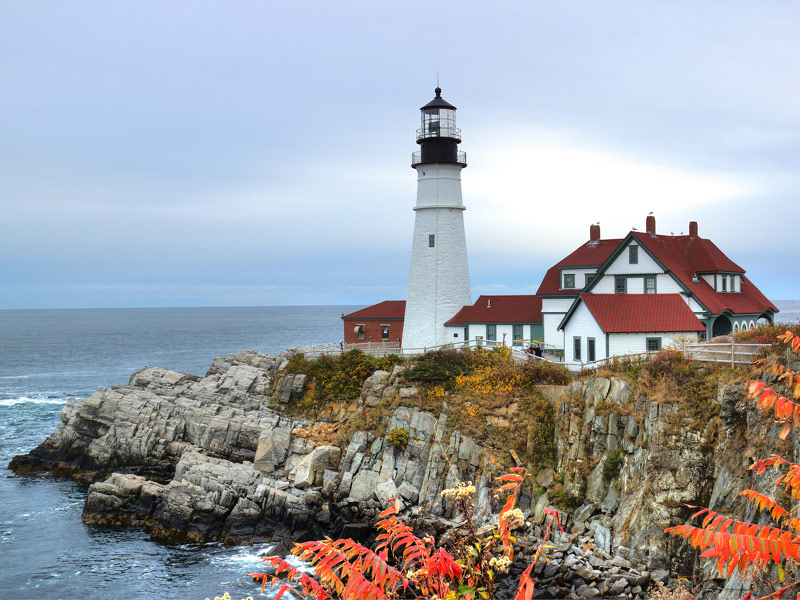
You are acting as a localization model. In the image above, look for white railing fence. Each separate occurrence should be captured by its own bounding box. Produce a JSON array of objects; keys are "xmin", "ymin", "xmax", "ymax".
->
[
  {"xmin": 297, "ymin": 339, "xmax": 770, "ymax": 370},
  {"xmin": 299, "ymin": 338, "xmax": 561, "ymax": 361}
]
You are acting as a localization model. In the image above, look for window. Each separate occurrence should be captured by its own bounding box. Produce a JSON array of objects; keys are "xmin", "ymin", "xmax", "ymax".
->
[
  {"xmin": 615, "ymin": 276, "xmax": 627, "ymax": 294},
  {"xmin": 486, "ymin": 324, "xmax": 497, "ymax": 341},
  {"xmin": 513, "ymin": 324, "xmax": 523, "ymax": 346},
  {"xmin": 464, "ymin": 326, "xmax": 469, "ymax": 341},
  {"xmin": 646, "ymin": 337, "xmax": 662, "ymax": 352},
  {"xmin": 644, "ymin": 276, "xmax": 656, "ymax": 294},
  {"xmin": 563, "ymin": 274, "xmax": 575, "ymax": 289},
  {"xmin": 721, "ymin": 276, "xmax": 727, "ymax": 292},
  {"xmin": 381, "ymin": 325, "xmax": 389, "ymax": 341},
  {"xmin": 585, "ymin": 273, "xmax": 595, "ymax": 287},
  {"xmin": 629, "ymin": 245, "xmax": 638, "ymax": 264},
  {"xmin": 573, "ymin": 337, "xmax": 581, "ymax": 361},
  {"xmin": 587, "ymin": 338, "xmax": 596, "ymax": 362},
  {"xmin": 356, "ymin": 324, "xmax": 365, "ymax": 340},
  {"xmin": 429, "ymin": 234, "xmax": 435, "ymax": 248}
]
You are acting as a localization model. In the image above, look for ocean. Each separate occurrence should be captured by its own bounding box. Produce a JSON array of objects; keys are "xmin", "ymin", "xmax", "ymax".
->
[
  {"xmin": 1, "ymin": 301, "xmax": 799, "ymax": 600},
  {"xmin": 0, "ymin": 306, "xmax": 357, "ymax": 600}
]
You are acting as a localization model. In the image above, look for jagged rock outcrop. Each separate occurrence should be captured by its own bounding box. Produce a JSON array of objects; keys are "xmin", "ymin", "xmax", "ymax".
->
[
  {"xmin": 9, "ymin": 349, "xmax": 511, "ymax": 546},
  {"xmin": 553, "ymin": 369, "xmax": 800, "ymax": 599},
  {"xmin": 11, "ymin": 345, "xmax": 777, "ymax": 597}
]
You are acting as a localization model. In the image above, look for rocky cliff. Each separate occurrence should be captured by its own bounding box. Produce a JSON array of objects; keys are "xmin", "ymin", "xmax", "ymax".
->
[{"xmin": 9, "ymin": 348, "xmax": 780, "ymax": 597}]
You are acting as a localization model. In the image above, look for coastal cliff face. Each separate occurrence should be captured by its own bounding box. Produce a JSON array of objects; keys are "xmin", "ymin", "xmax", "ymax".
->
[
  {"xmin": 9, "ymin": 348, "xmax": 779, "ymax": 595},
  {"xmin": 553, "ymin": 364, "xmax": 798, "ymax": 598},
  {"xmin": 10, "ymin": 350, "xmax": 514, "ymax": 546}
]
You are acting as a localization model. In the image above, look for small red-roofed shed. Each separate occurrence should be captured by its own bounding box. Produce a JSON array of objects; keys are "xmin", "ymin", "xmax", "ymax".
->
[{"xmin": 341, "ymin": 301, "xmax": 405, "ymax": 345}]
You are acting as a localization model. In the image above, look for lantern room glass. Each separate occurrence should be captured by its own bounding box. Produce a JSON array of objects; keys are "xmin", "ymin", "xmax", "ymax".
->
[{"xmin": 420, "ymin": 107, "xmax": 459, "ymax": 140}]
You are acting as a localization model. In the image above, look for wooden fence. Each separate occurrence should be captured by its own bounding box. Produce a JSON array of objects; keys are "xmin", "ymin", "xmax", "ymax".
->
[{"xmin": 682, "ymin": 341, "xmax": 769, "ymax": 366}]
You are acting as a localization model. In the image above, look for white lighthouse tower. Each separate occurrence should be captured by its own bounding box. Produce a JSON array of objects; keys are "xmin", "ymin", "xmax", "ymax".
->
[{"xmin": 403, "ymin": 87, "xmax": 472, "ymax": 349}]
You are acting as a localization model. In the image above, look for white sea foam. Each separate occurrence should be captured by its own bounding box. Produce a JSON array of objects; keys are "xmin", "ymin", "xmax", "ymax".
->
[
  {"xmin": 0, "ymin": 397, "xmax": 67, "ymax": 407},
  {"xmin": 0, "ymin": 375, "xmax": 31, "ymax": 379}
]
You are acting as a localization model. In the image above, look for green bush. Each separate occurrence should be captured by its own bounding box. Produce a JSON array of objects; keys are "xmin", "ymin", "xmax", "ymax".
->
[
  {"xmin": 523, "ymin": 389, "xmax": 556, "ymax": 468},
  {"xmin": 285, "ymin": 350, "xmax": 403, "ymax": 405},
  {"xmin": 518, "ymin": 359, "xmax": 572, "ymax": 386},
  {"xmin": 403, "ymin": 348, "xmax": 511, "ymax": 388},
  {"xmin": 386, "ymin": 428, "xmax": 409, "ymax": 450},
  {"xmin": 602, "ymin": 448, "xmax": 624, "ymax": 482}
]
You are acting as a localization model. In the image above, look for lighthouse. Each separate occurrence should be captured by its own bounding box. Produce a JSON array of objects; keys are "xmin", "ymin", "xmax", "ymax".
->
[{"xmin": 402, "ymin": 87, "xmax": 472, "ymax": 349}]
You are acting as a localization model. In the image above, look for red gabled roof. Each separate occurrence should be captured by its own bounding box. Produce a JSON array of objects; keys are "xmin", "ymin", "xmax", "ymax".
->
[
  {"xmin": 580, "ymin": 294, "xmax": 706, "ymax": 333},
  {"xmin": 631, "ymin": 232, "xmax": 778, "ymax": 315},
  {"xmin": 342, "ymin": 300, "xmax": 406, "ymax": 320},
  {"xmin": 536, "ymin": 239, "xmax": 622, "ymax": 295},
  {"xmin": 445, "ymin": 295, "xmax": 542, "ymax": 325}
]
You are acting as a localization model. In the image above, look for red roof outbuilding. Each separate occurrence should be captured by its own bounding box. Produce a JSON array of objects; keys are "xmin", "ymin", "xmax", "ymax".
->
[
  {"xmin": 445, "ymin": 295, "xmax": 542, "ymax": 325},
  {"xmin": 342, "ymin": 300, "xmax": 406, "ymax": 321}
]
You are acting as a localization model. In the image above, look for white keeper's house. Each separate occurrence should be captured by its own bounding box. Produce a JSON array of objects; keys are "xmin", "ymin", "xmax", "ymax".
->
[
  {"xmin": 341, "ymin": 90, "xmax": 778, "ymax": 362},
  {"xmin": 539, "ymin": 216, "xmax": 778, "ymax": 363}
]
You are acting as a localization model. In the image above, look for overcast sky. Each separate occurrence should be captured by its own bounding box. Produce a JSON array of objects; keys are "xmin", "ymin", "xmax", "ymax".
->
[{"xmin": 2, "ymin": 1, "xmax": 798, "ymax": 309}]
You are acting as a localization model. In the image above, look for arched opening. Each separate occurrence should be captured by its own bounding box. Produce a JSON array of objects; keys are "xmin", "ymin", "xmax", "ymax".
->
[
  {"xmin": 749, "ymin": 320, "xmax": 756, "ymax": 330},
  {"xmin": 757, "ymin": 311, "xmax": 775, "ymax": 328},
  {"xmin": 733, "ymin": 323, "xmax": 739, "ymax": 332},
  {"xmin": 712, "ymin": 314, "xmax": 732, "ymax": 337}
]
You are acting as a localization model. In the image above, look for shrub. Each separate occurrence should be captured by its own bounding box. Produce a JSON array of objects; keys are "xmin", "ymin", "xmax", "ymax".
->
[
  {"xmin": 285, "ymin": 350, "xmax": 403, "ymax": 406},
  {"xmin": 733, "ymin": 323, "xmax": 800, "ymax": 351},
  {"xmin": 602, "ymin": 448, "xmax": 624, "ymax": 482},
  {"xmin": 518, "ymin": 358, "xmax": 572, "ymax": 386},
  {"xmin": 252, "ymin": 468, "xmax": 553, "ymax": 600},
  {"xmin": 403, "ymin": 348, "xmax": 510, "ymax": 389},
  {"xmin": 386, "ymin": 428, "xmax": 409, "ymax": 450},
  {"xmin": 664, "ymin": 331, "xmax": 800, "ymax": 597},
  {"xmin": 523, "ymin": 389, "xmax": 556, "ymax": 468}
]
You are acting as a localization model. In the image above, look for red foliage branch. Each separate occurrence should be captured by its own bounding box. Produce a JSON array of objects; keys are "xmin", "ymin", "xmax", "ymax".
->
[
  {"xmin": 664, "ymin": 331, "xmax": 800, "ymax": 597},
  {"xmin": 752, "ymin": 357, "xmax": 800, "ymax": 400}
]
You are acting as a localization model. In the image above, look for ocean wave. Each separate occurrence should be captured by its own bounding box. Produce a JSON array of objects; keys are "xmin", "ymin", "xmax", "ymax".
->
[
  {"xmin": 0, "ymin": 375, "xmax": 31, "ymax": 379},
  {"xmin": 0, "ymin": 397, "xmax": 68, "ymax": 407}
]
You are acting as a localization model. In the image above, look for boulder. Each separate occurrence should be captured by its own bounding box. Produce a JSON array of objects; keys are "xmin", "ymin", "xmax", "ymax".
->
[
  {"xmin": 536, "ymin": 467, "xmax": 555, "ymax": 487},
  {"xmin": 374, "ymin": 480, "xmax": 401, "ymax": 508},
  {"xmin": 349, "ymin": 471, "xmax": 381, "ymax": 501},
  {"xmin": 254, "ymin": 426, "xmax": 292, "ymax": 473},
  {"xmin": 289, "ymin": 446, "xmax": 342, "ymax": 490}
]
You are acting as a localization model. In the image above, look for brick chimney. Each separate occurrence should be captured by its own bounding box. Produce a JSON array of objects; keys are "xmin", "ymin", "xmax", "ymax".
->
[
  {"xmin": 646, "ymin": 215, "xmax": 656, "ymax": 234},
  {"xmin": 689, "ymin": 221, "xmax": 698, "ymax": 237},
  {"xmin": 590, "ymin": 224, "xmax": 600, "ymax": 241}
]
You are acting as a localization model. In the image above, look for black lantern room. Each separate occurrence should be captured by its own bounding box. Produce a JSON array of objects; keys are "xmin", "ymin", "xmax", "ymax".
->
[{"xmin": 412, "ymin": 87, "xmax": 467, "ymax": 167}]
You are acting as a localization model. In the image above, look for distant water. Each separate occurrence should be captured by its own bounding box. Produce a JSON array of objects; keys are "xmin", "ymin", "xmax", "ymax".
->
[
  {"xmin": 775, "ymin": 300, "xmax": 800, "ymax": 325},
  {"xmin": 0, "ymin": 306, "xmax": 357, "ymax": 600}
]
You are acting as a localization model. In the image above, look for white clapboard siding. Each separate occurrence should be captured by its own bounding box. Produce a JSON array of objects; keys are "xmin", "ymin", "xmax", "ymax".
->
[
  {"xmin": 543, "ymin": 312, "xmax": 566, "ymax": 350},
  {"xmin": 608, "ymin": 332, "xmax": 694, "ymax": 355},
  {"xmin": 605, "ymin": 242, "xmax": 664, "ymax": 275},
  {"xmin": 562, "ymin": 301, "xmax": 606, "ymax": 362}
]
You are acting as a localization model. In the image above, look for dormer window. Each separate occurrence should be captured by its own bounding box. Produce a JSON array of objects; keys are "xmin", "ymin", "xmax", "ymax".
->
[
  {"xmin": 563, "ymin": 274, "xmax": 575, "ymax": 289},
  {"xmin": 629, "ymin": 245, "xmax": 638, "ymax": 264}
]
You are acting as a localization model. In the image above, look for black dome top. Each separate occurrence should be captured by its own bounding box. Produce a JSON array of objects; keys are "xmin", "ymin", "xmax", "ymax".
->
[{"xmin": 420, "ymin": 87, "xmax": 456, "ymax": 111}]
